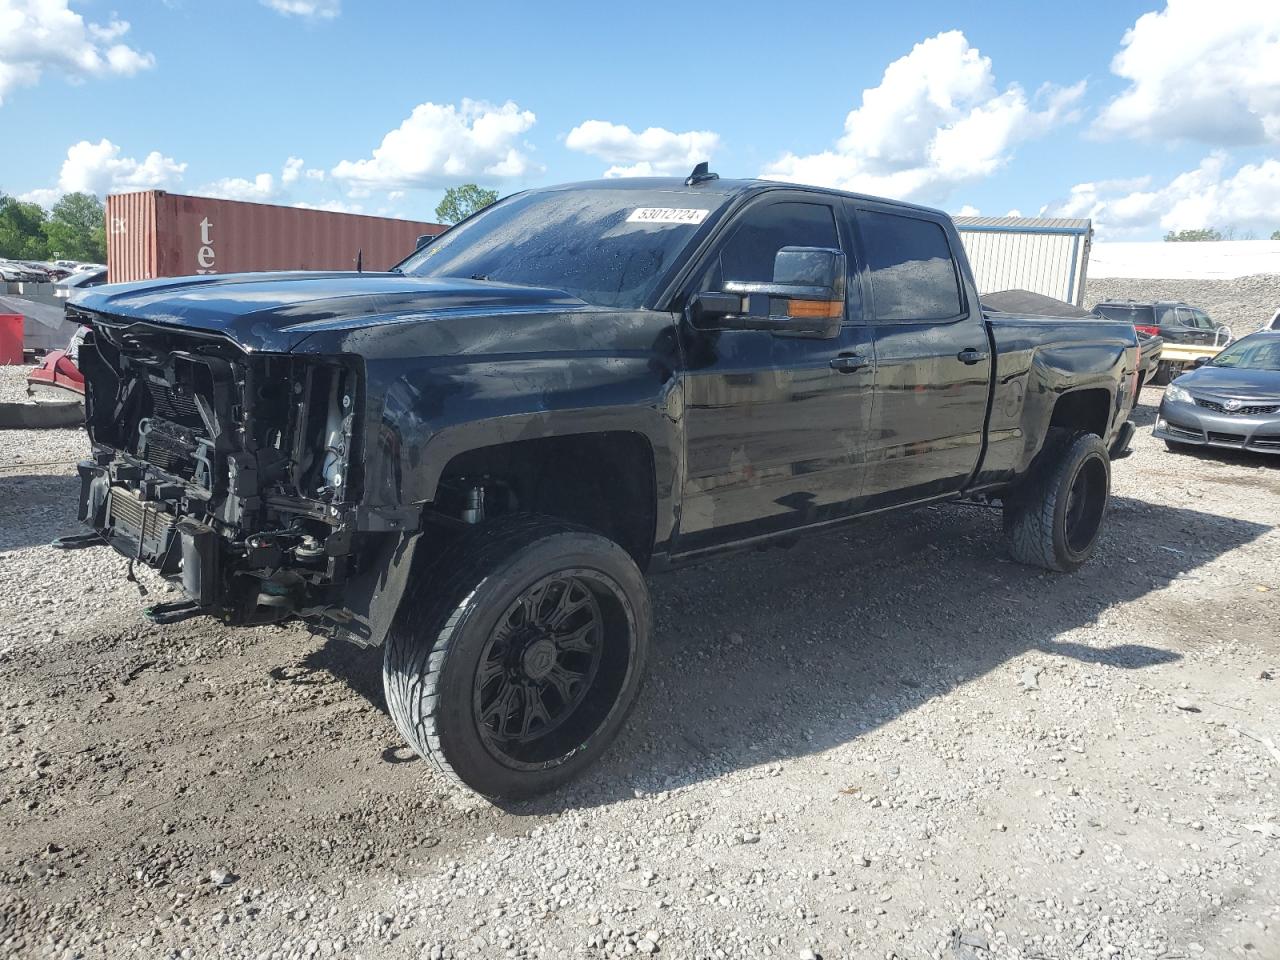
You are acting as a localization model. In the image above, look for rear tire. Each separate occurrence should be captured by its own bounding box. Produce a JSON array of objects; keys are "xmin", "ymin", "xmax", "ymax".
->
[
  {"xmin": 1003, "ymin": 430, "xmax": 1111, "ymax": 573},
  {"xmin": 382, "ymin": 515, "xmax": 650, "ymax": 800},
  {"xmin": 1152, "ymin": 361, "xmax": 1174, "ymax": 386}
]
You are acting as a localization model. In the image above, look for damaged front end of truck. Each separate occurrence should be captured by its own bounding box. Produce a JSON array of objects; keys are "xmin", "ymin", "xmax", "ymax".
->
[{"xmin": 68, "ymin": 307, "xmax": 400, "ymax": 635}]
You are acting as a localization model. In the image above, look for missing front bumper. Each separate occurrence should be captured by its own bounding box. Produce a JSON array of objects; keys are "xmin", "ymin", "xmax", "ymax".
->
[{"xmin": 76, "ymin": 459, "xmax": 219, "ymax": 605}]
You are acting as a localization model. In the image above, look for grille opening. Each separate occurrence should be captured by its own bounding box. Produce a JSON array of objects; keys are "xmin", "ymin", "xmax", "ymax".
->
[{"xmin": 1194, "ymin": 398, "xmax": 1280, "ymax": 416}]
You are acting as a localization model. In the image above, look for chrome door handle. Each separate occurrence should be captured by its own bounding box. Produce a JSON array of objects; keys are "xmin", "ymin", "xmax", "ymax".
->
[
  {"xmin": 957, "ymin": 348, "xmax": 989, "ymax": 365},
  {"xmin": 830, "ymin": 353, "xmax": 869, "ymax": 373}
]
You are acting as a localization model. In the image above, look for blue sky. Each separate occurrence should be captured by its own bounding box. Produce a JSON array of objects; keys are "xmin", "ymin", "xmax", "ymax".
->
[{"xmin": 2, "ymin": 0, "xmax": 1278, "ymax": 237}]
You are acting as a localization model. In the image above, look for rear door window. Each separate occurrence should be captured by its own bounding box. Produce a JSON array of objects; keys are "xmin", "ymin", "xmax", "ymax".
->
[
  {"xmin": 1095, "ymin": 305, "xmax": 1155, "ymax": 325},
  {"xmin": 858, "ymin": 211, "xmax": 963, "ymax": 322}
]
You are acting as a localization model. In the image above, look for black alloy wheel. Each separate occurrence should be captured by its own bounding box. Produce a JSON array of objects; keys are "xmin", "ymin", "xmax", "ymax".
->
[{"xmin": 383, "ymin": 516, "xmax": 651, "ymax": 800}]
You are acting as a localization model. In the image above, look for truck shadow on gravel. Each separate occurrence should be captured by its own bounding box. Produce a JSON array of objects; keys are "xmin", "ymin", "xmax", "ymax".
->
[
  {"xmin": 0, "ymin": 473, "xmax": 83, "ymax": 552},
  {"xmin": 304, "ymin": 494, "xmax": 1268, "ymax": 812}
]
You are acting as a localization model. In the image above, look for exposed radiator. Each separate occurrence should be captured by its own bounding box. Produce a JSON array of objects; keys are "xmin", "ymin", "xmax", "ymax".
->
[{"xmin": 108, "ymin": 486, "xmax": 175, "ymax": 545}]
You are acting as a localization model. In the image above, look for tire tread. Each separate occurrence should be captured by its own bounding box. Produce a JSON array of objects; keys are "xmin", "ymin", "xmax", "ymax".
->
[
  {"xmin": 1003, "ymin": 429, "xmax": 1109, "ymax": 572},
  {"xmin": 382, "ymin": 514, "xmax": 625, "ymax": 793}
]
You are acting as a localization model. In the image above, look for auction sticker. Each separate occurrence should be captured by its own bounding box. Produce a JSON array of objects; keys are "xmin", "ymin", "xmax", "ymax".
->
[{"xmin": 626, "ymin": 207, "xmax": 710, "ymax": 225}]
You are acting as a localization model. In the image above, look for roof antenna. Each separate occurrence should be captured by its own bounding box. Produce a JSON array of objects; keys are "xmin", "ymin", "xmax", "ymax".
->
[
  {"xmin": 356, "ymin": 249, "xmax": 363, "ymax": 273},
  {"xmin": 685, "ymin": 161, "xmax": 719, "ymax": 187}
]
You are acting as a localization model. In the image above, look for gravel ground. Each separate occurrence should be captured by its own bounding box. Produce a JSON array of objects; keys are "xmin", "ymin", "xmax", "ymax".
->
[
  {"xmin": 0, "ymin": 366, "xmax": 35, "ymax": 404},
  {"xmin": 1085, "ymin": 275, "xmax": 1280, "ymax": 338},
  {"xmin": 2, "ymin": 393, "xmax": 1279, "ymax": 960}
]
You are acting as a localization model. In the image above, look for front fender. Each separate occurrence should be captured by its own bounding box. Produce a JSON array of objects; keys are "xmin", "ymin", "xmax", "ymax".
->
[{"xmin": 288, "ymin": 305, "xmax": 684, "ymax": 524}]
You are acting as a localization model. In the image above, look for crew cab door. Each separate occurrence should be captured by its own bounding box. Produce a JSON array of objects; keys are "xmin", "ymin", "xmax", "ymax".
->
[
  {"xmin": 674, "ymin": 193, "xmax": 875, "ymax": 552},
  {"xmin": 849, "ymin": 203, "xmax": 992, "ymax": 509}
]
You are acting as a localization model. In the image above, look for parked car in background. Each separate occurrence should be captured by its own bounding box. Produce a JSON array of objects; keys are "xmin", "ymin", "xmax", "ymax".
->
[
  {"xmin": 54, "ymin": 268, "xmax": 108, "ymax": 298},
  {"xmin": 1155, "ymin": 331, "xmax": 1280, "ymax": 456},
  {"xmin": 1092, "ymin": 300, "xmax": 1231, "ymax": 384},
  {"xmin": 0, "ymin": 260, "xmax": 46, "ymax": 282}
]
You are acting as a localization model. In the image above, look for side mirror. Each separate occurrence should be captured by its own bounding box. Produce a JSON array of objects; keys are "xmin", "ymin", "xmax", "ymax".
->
[
  {"xmin": 1191, "ymin": 355, "xmax": 1211, "ymax": 368},
  {"xmin": 690, "ymin": 246, "xmax": 846, "ymax": 335},
  {"xmin": 415, "ymin": 234, "xmax": 434, "ymax": 250}
]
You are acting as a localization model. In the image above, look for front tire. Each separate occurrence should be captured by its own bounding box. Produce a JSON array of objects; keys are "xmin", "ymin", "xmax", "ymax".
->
[
  {"xmin": 1003, "ymin": 430, "xmax": 1111, "ymax": 572},
  {"xmin": 383, "ymin": 515, "xmax": 650, "ymax": 800}
]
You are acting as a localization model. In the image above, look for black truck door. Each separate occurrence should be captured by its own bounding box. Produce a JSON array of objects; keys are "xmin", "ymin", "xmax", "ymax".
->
[
  {"xmin": 850, "ymin": 204, "xmax": 992, "ymax": 509},
  {"xmin": 675, "ymin": 194, "xmax": 875, "ymax": 552}
]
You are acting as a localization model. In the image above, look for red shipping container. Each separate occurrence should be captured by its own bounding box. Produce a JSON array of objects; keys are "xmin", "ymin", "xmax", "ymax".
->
[
  {"xmin": 0, "ymin": 314, "xmax": 23, "ymax": 365},
  {"xmin": 106, "ymin": 192, "xmax": 447, "ymax": 284}
]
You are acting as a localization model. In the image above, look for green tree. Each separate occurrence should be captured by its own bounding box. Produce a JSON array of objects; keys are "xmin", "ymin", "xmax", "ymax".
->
[
  {"xmin": 42, "ymin": 192, "xmax": 106, "ymax": 262},
  {"xmin": 1163, "ymin": 228, "xmax": 1223, "ymax": 242},
  {"xmin": 435, "ymin": 184, "xmax": 498, "ymax": 225},
  {"xmin": 0, "ymin": 192, "xmax": 50, "ymax": 259},
  {"xmin": 1272, "ymin": 230, "xmax": 1280, "ymax": 240}
]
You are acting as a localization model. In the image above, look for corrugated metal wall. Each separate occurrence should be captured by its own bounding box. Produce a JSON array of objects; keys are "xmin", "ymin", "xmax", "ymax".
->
[
  {"xmin": 107, "ymin": 191, "xmax": 446, "ymax": 283},
  {"xmin": 954, "ymin": 220, "xmax": 1092, "ymax": 306},
  {"xmin": 106, "ymin": 191, "xmax": 158, "ymax": 283}
]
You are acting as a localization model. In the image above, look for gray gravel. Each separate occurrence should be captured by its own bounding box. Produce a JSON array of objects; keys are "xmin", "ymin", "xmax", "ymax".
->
[
  {"xmin": 0, "ymin": 366, "xmax": 34, "ymax": 404},
  {"xmin": 1, "ymin": 389, "xmax": 1278, "ymax": 960},
  {"xmin": 1086, "ymin": 273, "xmax": 1280, "ymax": 337}
]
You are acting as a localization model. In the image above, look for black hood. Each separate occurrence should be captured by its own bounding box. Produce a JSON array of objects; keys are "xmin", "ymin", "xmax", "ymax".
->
[
  {"xmin": 1181, "ymin": 364, "xmax": 1280, "ymax": 400},
  {"xmin": 72, "ymin": 271, "xmax": 588, "ymax": 352}
]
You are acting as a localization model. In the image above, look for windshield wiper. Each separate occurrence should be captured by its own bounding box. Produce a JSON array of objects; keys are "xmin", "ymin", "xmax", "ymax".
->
[{"xmin": 470, "ymin": 273, "xmax": 490, "ymax": 281}]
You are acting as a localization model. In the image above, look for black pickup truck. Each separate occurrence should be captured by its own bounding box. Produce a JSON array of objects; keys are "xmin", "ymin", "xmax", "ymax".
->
[{"xmin": 67, "ymin": 170, "xmax": 1138, "ymax": 799}]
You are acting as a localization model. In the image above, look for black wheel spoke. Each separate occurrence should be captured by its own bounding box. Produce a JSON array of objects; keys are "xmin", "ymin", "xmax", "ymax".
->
[
  {"xmin": 548, "ymin": 583, "xmax": 593, "ymax": 629},
  {"xmin": 518, "ymin": 581, "xmax": 552, "ymax": 626},
  {"xmin": 477, "ymin": 658, "xmax": 505, "ymax": 689},
  {"xmin": 481, "ymin": 682, "xmax": 521, "ymax": 738},
  {"xmin": 521, "ymin": 688, "xmax": 552, "ymax": 737},
  {"xmin": 556, "ymin": 620, "xmax": 597, "ymax": 654},
  {"xmin": 544, "ymin": 663, "xmax": 579, "ymax": 704},
  {"xmin": 472, "ymin": 572, "xmax": 614, "ymax": 763}
]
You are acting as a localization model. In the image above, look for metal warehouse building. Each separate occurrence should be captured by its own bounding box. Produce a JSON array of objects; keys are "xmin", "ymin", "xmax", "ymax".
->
[{"xmin": 953, "ymin": 216, "xmax": 1093, "ymax": 307}]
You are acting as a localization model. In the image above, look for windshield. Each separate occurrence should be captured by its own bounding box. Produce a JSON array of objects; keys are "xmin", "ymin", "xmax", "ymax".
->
[
  {"xmin": 1209, "ymin": 336, "xmax": 1280, "ymax": 371},
  {"xmin": 397, "ymin": 189, "xmax": 726, "ymax": 309}
]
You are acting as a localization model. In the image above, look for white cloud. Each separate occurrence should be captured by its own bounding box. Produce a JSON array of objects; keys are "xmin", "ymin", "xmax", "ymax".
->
[
  {"xmin": 198, "ymin": 157, "xmax": 325, "ymax": 203},
  {"xmin": 261, "ymin": 0, "xmax": 340, "ymax": 19},
  {"xmin": 1045, "ymin": 154, "xmax": 1280, "ymax": 237},
  {"xmin": 760, "ymin": 30, "xmax": 1083, "ymax": 204},
  {"xmin": 1094, "ymin": 0, "xmax": 1280, "ymax": 144},
  {"xmin": 331, "ymin": 99, "xmax": 538, "ymax": 189},
  {"xmin": 281, "ymin": 156, "xmax": 305, "ymax": 185},
  {"xmin": 953, "ymin": 204, "xmax": 981, "ymax": 217},
  {"xmin": 201, "ymin": 172, "xmax": 277, "ymax": 203},
  {"xmin": 0, "ymin": 0, "xmax": 154, "ymax": 106},
  {"xmin": 21, "ymin": 138, "xmax": 185, "ymax": 205},
  {"xmin": 293, "ymin": 199, "xmax": 363, "ymax": 214},
  {"xmin": 564, "ymin": 120, "xmax": 721, "ymax": 177}
]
